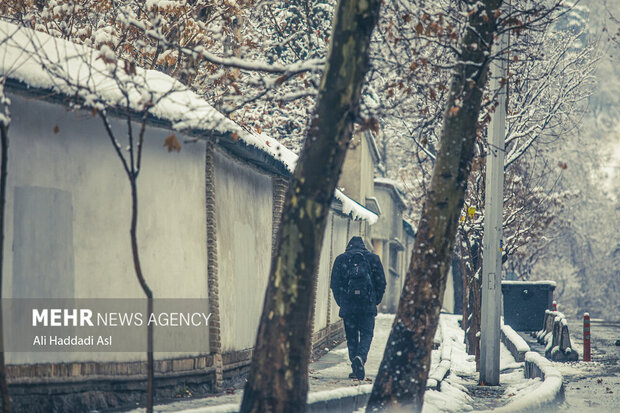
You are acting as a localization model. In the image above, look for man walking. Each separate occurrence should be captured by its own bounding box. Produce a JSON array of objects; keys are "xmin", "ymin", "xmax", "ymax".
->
[{"xmin": 330, "ymin": 236, "xmax": 386, "ymax": 380}]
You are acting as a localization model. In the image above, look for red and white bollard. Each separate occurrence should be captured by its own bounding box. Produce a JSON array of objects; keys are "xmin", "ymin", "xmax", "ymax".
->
[
  {"xmin": 583, "ymin": 312, "xmax": 591, "ymax": 362},
  {"xmin": 552, "ymin": 301, "xmax": 557, "ymax": 312}
]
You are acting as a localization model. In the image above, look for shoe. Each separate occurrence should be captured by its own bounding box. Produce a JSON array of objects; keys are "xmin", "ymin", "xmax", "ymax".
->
[
  {"xmin": 349, "ymin": 372, "xmax": 356, "ymax": 379},
  {"xmin": 352, "ymin": 356, "xmax": 365, "ymax": 380}
]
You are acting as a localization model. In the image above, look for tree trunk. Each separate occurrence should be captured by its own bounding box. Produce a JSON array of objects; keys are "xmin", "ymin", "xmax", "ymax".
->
[
  {"xmin": 464, "ymin": 241, "xmax": 481, "ymax": 358},
  {"xmin": 451, "ymin": 255, "xmax": 463, "ymax": 315},
  {"xmin": 129, "ymin": 178, "xmax": 154, "ymax": 413},
  {"xmin": 0, "ymin": 113, "xmax": 12, "ymax": 413},
  {"xmin": 471, "ymin": 274, "xmax": 481, "ymax": 370},
  {"xmin": 239, "ymin": 0, "xmax": 381, "ymax": 411},
  {"xmin": 367, "ymin": 1, "xmax": 503, "ymax": 411},
  {"xmin": 461, "ymin": 249, "xmax": 470, "ymax": 347}
]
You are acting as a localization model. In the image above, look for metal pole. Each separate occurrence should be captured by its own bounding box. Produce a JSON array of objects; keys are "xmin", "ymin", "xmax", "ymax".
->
[
  {"xmin": 583, "ymin": 313, "xmax": 591, "ymax": 362},
  {"xmin": 480, "ymin": 28, "xmax": 507, "ymax": 386}
]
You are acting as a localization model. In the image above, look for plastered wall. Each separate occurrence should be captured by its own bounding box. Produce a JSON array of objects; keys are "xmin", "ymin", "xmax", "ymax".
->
[
  {"xmin": 5, "ymin": 94, "xmax": 209, "ymax": 364},
  {"xmin": 214, "ymin": 149, "xmax": 273, "ymax": 352}
]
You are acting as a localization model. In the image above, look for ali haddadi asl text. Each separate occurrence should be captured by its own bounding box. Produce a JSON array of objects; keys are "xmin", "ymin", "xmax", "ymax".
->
[{"xmin": 33, "ymin": 335, "xmax": 112, "ymax": 347}]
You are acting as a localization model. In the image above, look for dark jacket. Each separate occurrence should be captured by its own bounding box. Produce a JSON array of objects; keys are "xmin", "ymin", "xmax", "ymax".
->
[{"xmin": 330, "ymin": 236, "xmax": 386, "ymax": 318}]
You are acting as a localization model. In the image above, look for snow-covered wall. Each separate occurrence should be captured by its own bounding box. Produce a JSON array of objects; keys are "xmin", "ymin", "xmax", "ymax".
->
[
  {"xmin": 214, "ymin": 149, "xmax": 273, "ymax": 352},
  {"xmin": 4, "ymin": 93, "xmax": 209, "ymax": 364}
]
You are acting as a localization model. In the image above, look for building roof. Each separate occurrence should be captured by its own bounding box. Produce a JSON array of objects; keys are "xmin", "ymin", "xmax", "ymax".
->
[
  {"xmin": 362, "ymin": 130, "xmax": 382, "ymax": 165},
  {"xmin": 402, "ymin": 219, "xmax": 416, "ymax": 238},
  {"xmin": 0, "ymin": 21, "xmax": 377, "ymax": 224},
  {"xmin": 374, "ymin": 177, "xmax": 407, "ymax": 210}
]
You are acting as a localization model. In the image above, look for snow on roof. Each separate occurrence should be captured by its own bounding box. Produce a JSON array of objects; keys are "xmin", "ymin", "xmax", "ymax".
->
[
  {"xmin": 334, "ymin": 191, "xmax": 378, "ymax": 224},
  {"xmin": 402, "ymin": 218, "xmax": 416, "ymax": 237},
  {"xmin": 0, "ymin": 21, "xmax": 376, "ymax": 224}
]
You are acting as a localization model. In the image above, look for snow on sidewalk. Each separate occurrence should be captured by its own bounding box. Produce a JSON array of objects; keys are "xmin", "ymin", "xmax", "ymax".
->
[
  {"xmin": 439, "ymin": 314, "xmax": 550, "ymax": 412},
  {"xmin": 309, "ymin": 313, "xmax": 395, "ymax": 391},
  {"xmin": 120, "ymin": 315, "xmax": 399, "ymax": 413},
  {"xmin": 120, "ymin": 313, "xmax": 548, "ymax": 413}
]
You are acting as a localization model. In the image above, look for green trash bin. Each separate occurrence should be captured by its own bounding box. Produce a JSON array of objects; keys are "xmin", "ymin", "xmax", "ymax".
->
[{"xmin": 501, "ymin": 281, "xmax": 556, "ymax": 331}]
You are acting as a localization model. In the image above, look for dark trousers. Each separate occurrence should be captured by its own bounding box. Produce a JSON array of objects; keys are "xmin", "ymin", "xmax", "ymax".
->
[{"xmin": 343, "ymin": 314, "xmax": 375, "ymax": 363}]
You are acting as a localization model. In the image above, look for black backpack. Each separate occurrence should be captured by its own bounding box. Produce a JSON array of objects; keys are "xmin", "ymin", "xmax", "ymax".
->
[{"xmin": 345, "ymin": 252, "xmax": 375, "ymax": 305}]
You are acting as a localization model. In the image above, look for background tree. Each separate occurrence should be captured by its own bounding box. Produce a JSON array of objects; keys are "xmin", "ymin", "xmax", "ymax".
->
[
  {"xmin": 359, "ymin": 0, "xmax": 596, "ymax": 359},
  {"xmin": 456, "ymin": 12, "xmax": 596, "ymax": 361},
  {"xmin": 368, "ymin": 0, "xmax": 504, "ymax": 410}
]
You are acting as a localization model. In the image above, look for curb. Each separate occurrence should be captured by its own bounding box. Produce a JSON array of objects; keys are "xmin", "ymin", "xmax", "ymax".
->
[
  {"xmin": 175, "ymin": 385, "xmax": 373, "ymax": 413},
  {"xmin": 307, "ymin": 384, "xmax": 372, "ymax": 413},
  {"xmin": 501, "ymin": 322, "xmax": 530, "ymax": 362},
  {"xmin": 427, "ymin": 317, "xmax": 453, "ymax": 390},
  {"xmin": 495, "ymin": 323, "xmax": 564, "ymax": 412},
  {"xmin": 486, "ymin": 352, "xmax": 563, "ymax": 412}
]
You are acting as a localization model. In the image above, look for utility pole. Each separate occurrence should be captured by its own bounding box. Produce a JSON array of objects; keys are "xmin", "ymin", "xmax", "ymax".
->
[{"xmin": 480, "ymin": 27, "xmax": 507, "ymax": 386}]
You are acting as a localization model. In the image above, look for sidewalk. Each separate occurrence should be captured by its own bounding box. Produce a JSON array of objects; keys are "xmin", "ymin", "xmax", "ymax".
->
[
  {"xmin": 120, "ymin": 314, "xmax": 395, "ymax": 413},
  {"xmin": 120, "ymin": 314, "xmax": 558, "ymax": 413}
]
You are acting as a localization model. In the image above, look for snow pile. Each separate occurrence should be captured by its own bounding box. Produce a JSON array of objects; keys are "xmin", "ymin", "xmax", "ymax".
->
[
  {"xmin": 427, "ymin": 316, "xmax": 454, "ymax": 389},
  {"xmin": 0, "ymin": 22, "xmax": 231, "ymax": 133},
  {"xmin": 0, "ymin": 21, "xmax": 377, "ymax": 224},
  {"xmin": 423, "ymin": 314, "xmax": 475, "ymax": 412},
  {"xmin": 423, "ymin": 378, "xmax": 473, "ymax": 413}
]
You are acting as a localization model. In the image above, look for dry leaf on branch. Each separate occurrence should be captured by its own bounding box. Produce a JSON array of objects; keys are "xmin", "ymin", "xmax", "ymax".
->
[{"xmin": 163, "ymin": 133, "xmax": 182, "ymax": 152}]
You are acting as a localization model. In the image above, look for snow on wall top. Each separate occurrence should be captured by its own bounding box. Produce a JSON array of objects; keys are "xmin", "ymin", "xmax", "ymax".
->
[
  {"xmin": 0, "ymin": 21, "xmax": 376, "ymax": 224},
  {"xmin": 334, "ymin": 191, "xmax": 378, "ymax": 224}
]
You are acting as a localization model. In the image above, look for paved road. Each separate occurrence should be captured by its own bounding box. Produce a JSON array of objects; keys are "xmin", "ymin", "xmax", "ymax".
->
[
  {"xmin": 523, "ymin": 318, "xmax": 620, "ymax": 413},
  {"xmin": 560, "ymin": 318, "xmax": 620, "ymax": 413}
]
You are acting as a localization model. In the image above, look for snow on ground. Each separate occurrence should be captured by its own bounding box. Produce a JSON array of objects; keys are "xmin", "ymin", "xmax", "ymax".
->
[
  {"xmin": 523, "ymin": 319, "xmax": 620, "ymax": 413},
  {"xmin": 309, "ymin": 313, "xmax": 394, "ymax": 391},
  {"xmin": 435, "ymin": 314, "xmax": 548, "ymax": 413},
  {"xmin": 118, "ymin": 313, "xmax": 552, "ymax": 413}
]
